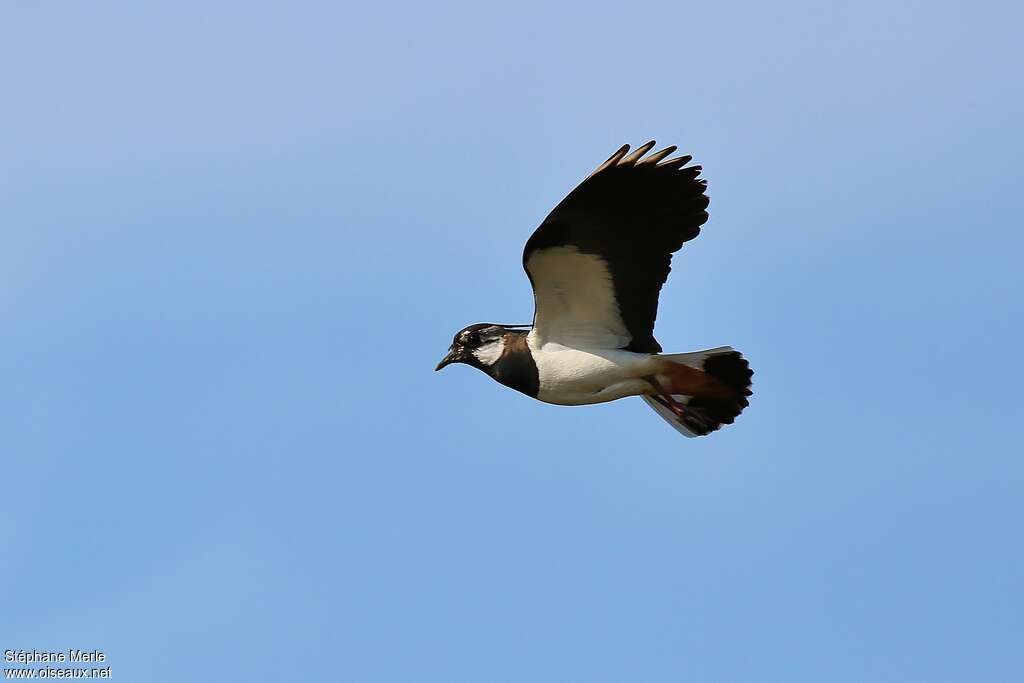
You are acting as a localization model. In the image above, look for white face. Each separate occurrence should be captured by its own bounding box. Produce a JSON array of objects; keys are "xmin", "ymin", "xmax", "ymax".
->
[{"xmin": 471, "ymin": 336, "xmax": 505, "ymax": 366}]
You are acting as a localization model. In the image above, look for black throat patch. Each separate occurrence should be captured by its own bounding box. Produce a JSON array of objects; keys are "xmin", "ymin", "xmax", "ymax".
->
[{"xmin": 488, "ymin": 332, "xmax": 540, "ymax": 398}]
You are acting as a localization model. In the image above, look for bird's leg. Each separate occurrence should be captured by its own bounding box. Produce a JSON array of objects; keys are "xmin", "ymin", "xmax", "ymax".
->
[
  {"xmin": 642, "ymin": 375, "xmax": 713, "ymax": 431},
  {"xmin": 642, "ymin": 375, "xmax": 688, "ymax": 417}
]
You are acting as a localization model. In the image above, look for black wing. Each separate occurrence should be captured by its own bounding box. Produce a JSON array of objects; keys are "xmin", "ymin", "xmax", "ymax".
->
[{"xmin": 522, "ymin": 141, "xmax": 710, "ymax": 353}]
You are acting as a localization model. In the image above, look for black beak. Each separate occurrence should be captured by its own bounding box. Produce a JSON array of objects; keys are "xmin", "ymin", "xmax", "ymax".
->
[{"xmin": 435, "ymin": 349, "xmax": 458, "ymax": 371}]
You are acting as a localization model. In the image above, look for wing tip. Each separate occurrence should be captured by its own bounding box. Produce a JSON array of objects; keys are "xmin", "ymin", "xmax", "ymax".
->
[
  {"xmin": 620, "ymin": 140, "xmax": 658, "ymax": 165},
  {"xmin": 589, "ymin": 141, "xmax": 705, "ymax": 182},
  {"xmin": 588, "ymin": 144, "xmax": 631, "ymax": 178}
]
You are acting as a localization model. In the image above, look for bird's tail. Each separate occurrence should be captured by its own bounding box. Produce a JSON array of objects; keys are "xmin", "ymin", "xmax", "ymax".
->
[{"xmin": 641, "ymin": 346, "xmax": 753, "ymax": 438}]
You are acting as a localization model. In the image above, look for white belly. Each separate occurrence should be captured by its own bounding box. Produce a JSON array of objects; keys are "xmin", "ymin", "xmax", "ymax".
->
[{"xmin": 527, "ymin": 340, "xmax": 658, "ymax": 406}]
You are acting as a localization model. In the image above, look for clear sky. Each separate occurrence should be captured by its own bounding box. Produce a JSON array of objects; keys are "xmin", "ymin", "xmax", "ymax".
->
[{"xmin": 3, "ymin": 1, "xmax": 1022, "ymax": 681}]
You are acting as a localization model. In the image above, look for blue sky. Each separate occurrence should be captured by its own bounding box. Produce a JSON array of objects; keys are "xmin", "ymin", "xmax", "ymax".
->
[{"xmin": 2, "ymin": 1, "xmax": 1022, "ymax": 680}]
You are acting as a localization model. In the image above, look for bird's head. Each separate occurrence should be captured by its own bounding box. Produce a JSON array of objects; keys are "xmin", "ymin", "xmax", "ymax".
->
[{"xmin": 435, "ymin": 323, "xmax": 523, "ymax": 373}]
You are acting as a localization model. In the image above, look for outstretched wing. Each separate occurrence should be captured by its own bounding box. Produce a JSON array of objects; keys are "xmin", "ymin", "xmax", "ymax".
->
[{"xmin": 522, "ymin": 141, "xmax": 710, "ymax": 352}]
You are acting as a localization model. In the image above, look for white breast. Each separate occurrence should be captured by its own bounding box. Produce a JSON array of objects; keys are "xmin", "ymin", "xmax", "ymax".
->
[{"xmin": 526, "ymin": 335, "xmax": 657, "ymax": 406}]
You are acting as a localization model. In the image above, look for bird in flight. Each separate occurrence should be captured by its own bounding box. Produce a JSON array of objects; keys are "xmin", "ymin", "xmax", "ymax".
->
[{"xmin": 435, "ymin": 141, "xmax": 752, "ymax": 437}]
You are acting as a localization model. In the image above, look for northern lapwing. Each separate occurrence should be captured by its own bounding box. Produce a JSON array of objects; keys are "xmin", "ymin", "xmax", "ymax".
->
[{"xmin": 436, "ymin": 141, "xmax": 752, "ymax": 437}]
